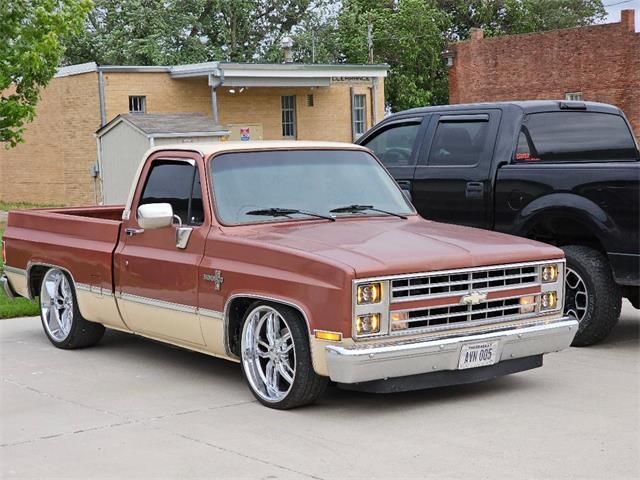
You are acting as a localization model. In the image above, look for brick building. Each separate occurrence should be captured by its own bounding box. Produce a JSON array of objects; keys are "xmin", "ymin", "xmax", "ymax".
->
[
  {"xmin": 0, "ymin": 62, "xmax": 387, "ymax": 205},
  {"xmin": 447, "ymin": 9, "xmax": 639, "ymax": 136}
]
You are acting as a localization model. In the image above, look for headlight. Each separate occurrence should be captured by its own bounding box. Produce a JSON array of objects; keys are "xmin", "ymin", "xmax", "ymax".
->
[
  {"xmin": 541, "ymin": 264, "xmax": 559, "ymax": 283},
  {"xmin": 357, "ymin": 282, "xmax": 381, "ymax": 305},
  {"xmin": 355, "ymin": 313, "xmax": 381, "ymax": 335},
  {"xmin": 541, "ymin": 291, "xmax": 558, "ymax": 310}
]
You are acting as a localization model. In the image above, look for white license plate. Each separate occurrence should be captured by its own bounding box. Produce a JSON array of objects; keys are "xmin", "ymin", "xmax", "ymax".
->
[{"xmin": 458, "ymin": 341, "xmax": 499, "ymax": 370}]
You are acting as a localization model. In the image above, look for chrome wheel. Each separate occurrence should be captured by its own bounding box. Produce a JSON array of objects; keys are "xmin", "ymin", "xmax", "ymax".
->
[
  {"xmin": 565, "ymin": 266, "xmax": 588, "ymax": 323},
  {"xmin": 241, "ymin": 306, "xmax": 296, "ymax": 403},
  {"xmin": 40, "ymin": 269, "xmax": 74, "ymax": 342}
]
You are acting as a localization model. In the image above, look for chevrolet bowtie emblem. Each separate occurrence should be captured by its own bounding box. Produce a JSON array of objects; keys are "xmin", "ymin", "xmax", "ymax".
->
[{"xmin": 460, "ymin": 291, "xmax": 487, "ymax": 305}]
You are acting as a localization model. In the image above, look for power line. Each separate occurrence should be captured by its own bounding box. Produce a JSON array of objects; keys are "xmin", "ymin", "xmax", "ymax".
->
[{"xmin": 603, "ymin": 0, "xmax": 633, "ymax": 7}]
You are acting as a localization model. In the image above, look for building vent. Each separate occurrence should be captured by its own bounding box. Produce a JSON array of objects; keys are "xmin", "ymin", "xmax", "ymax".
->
[{"xmin": 306, "ymin": 94, "xmax": 314, "ymax": 107}]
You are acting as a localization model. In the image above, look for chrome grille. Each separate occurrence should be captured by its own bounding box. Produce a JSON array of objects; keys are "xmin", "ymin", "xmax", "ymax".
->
[
  {"xmin": 392, "ymin": 265, "xmax": 538, "ymax": 300},
  {"xmin": 389, "ymin": 263, "xmax": 544, "ymax": 335},
  {"xmin": 396, "ymin": 298, "xmax": 521, "ymax": 330}
]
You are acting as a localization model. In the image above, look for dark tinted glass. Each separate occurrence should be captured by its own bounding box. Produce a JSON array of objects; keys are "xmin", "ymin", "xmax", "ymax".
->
[
  {"xmin": 211, "ymin": 150, "xmax": 414, "ymax": 225},
  {"xmin": 428, "ymin": 120, "xmax": 489, "ymax": 166},
  {"xmin": 363, "ymin": 122, "xmax": 420, "ymax": 167},
  {"xmin": 516, "ymin": 112, "xmax": 638, "ymax": 162},
  {"xmin": 140, "ymin": 161, "xmax": 204, "ymax": 225}
]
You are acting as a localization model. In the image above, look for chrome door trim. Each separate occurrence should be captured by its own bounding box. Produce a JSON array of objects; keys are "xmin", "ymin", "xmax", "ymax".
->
[{"xmin": 117, "ymin": 291, "xmax": 198, "ymax": 314}]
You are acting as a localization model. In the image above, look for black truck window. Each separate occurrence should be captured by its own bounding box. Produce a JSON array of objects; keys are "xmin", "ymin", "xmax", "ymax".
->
[
  {"xmin": 428, "ymin": 119, "xmax": 489, "ymax": 166},
  {"xmin": 516, "ymin": 112, "xmax": 638, "ymax": 163},
  {"xmin": 139, "ymin": 160, "xmax": 204, "ymax": 226},
  {"xmin": 364, "ymin": 122, "xmax": 421, "ymax": 167}
]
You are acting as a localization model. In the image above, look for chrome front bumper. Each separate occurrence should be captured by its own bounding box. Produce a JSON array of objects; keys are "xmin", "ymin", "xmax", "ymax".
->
[
  {"xmin": 1, "ymin": 274, "xmax": 17, "ymax": 299},
  {"xmin": 325, "ymin": 317, "xmax": 578, "ymax": 384}
]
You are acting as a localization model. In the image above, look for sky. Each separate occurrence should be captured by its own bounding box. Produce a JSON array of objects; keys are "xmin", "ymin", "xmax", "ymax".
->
[{"xmin": 603, "ymin": 0, "xmax": 639, "ymax": 31}]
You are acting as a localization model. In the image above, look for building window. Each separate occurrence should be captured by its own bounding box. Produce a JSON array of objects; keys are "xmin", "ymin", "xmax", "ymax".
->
[
  {"xmin": 352, "ymin": 94, "xmax": 367, "ymax": 139},
  {"xmin": 306, "ymin": 94, "xmax": 314, "ymax": 107},
  {"xmin": 281, "ymin": 95, "xmax": 296, "ymax": 138},
  {"xmin": 565, "ymin": 92, "xmax": 583, "ymax": 101},
  {"xmin": 129, "ymin": 96, "xmax": 146, "ymax": 113}
]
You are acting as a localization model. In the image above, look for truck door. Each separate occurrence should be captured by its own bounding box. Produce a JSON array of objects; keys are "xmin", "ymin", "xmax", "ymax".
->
[
  {"xmin": 411, "ymin": 110, "xmax": 501, "ymax": 229},
  {"xmin": 358, "ymin": 116, "xmax": 429, "ymax": 199},
  {"xmin": 114, "ymin": 152, "xmax": 210, "ymax": 345}
]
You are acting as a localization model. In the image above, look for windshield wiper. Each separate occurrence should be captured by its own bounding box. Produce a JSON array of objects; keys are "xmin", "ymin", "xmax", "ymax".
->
[
  {"xmin": 246, "ymin": 207, "xmax": 335, "ymax": 222},
  {"xmin": 329, "ymin": 204, "xmax": 407, "ymax": 219}
]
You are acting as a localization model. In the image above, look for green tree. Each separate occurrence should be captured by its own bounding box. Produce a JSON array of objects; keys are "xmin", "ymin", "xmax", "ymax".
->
[
  {"xmin": 338, "ymin": 0, "xmax": 450, "ymax": 110},
  {"xmin": 64, "ymin": 0, "xmax": 316, "ymax": 65},
  {"xmin": 1, "ymin": 0, "xmax": 92, "ymax": 147},
  {"xmin": 437, "ymin": 0, "xmax": 606, "ymax": 40},
  {"xmin": 337, "ymin": 0, "xmax": 606, "ymax": 110}
]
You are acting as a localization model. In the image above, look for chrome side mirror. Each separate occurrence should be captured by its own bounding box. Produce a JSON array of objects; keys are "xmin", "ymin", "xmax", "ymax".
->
[
  {"xmin": 137, "ymin": 203, "xmax": 174, "ymax": 229},
  {"xmin": 172, "ymin": 215, "xmax": 193, "ymax": 250}
]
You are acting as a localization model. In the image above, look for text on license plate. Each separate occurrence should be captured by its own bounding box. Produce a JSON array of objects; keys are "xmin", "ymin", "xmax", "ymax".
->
[{"xmin": 458, "ymin": 341, "xmax": 499, "ymax": 370}]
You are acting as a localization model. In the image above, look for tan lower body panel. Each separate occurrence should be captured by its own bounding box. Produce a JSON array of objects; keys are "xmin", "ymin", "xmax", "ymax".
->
[
  {"xmin": 76, "ymin": 288, "xmax": 129, "ymax": 330},
  {"xmin": 5, "ymin": 269, "xmax": 29, "ymax": 299},
  {"xmin": 118, "ymin": 297, "xmax": 206, "ymax": 346}
]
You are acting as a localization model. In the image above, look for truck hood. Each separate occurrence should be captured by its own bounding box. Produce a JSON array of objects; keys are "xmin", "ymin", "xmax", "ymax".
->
[{"xmin": 229, "ymin": 216, "xmax": 563, "ymax": 278}]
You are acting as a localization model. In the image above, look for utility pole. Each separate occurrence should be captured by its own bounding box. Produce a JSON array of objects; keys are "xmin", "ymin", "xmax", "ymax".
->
[{"xmin": 367, "ymin": 14, "xmax": 373, "ymax": 63}]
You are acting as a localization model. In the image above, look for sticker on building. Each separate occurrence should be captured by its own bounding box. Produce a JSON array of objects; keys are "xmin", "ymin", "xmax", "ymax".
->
[{"xmin": 240, "ymin": 127, "xmax": 251, "ymax": 141}]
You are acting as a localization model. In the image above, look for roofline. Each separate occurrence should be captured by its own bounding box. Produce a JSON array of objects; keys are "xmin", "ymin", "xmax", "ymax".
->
[
  {"xmin": 95, "ymin": 114, "xmax": 229, "ymax": 137},
  {"xmin": 56, "ymin": 61, "xmax": 389, "ymax": 79}
]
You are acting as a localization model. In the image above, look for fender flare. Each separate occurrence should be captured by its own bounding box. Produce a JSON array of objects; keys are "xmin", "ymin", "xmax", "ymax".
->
[{"xmin": 510, "ymin": 193, "xmax": 619, "ymax": 247}]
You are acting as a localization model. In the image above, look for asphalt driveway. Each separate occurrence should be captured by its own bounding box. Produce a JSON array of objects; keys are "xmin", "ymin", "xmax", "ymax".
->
[{"xmin": 1, "ymin": 302, "xmax": 638, "ymax": 479}]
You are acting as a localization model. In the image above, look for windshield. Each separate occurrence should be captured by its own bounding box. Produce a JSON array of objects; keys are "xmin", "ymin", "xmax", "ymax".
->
[{"xmin": 210, "ymin": 149, "xmax": 414, "ymax": 225}]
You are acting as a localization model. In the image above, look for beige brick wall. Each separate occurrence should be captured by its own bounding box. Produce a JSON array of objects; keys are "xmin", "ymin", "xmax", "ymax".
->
[
  {"xmin": 0, "ymin": 72, "xmax": 101, "ymax": 206},
  {"xmin": 1, "ymin": 70, "xmax": 385, "ymax": 205},
  {"xmin": 103, "ymin": 73, "xmax": 385, "ymax": 142}
]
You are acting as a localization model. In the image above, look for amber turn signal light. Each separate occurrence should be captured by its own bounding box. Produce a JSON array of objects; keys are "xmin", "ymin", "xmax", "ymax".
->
[{"xmin": 314, "ymin": 330, "xmax": 342, "ymax": 342}]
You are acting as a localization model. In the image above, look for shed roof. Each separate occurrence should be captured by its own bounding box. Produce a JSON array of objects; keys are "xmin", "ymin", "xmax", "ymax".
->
[{"xmin": 96, "ymin": 113, "xmax": 229, "ymax": 137}]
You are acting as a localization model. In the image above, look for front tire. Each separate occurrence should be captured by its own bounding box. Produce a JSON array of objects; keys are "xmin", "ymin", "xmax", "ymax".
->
[
  {"xmin": 240, "ymin": 302, "xmax": 327, "ymax": 409},
  {"xmin": 562, "ymin": 246, "xmax": 622, "ymax": 347},
  {"xmin": 39, "ymin": 268, "xmax": 105, "ymax": 349}
]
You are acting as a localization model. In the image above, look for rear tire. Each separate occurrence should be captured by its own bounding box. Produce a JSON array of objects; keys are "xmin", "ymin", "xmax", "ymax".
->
[
  {"xmin": 562, "ymin": 246, "xmax": 622, "ymax": 347},
  {"xmin": 39, "ymin": 268, "xmax": 105, "ymax": 349},
  {"xmin": 240, "ymin": 302, "xmax": 328, "ymax": 409}
]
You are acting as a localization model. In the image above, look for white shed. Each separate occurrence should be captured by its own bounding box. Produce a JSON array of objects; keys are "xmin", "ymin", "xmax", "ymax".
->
[{"xmin": 96, "ymin": 113, "xmax": 229, "ymax": 204}]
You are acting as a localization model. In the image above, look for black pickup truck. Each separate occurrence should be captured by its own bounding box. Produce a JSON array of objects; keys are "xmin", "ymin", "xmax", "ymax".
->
[{"xmin": 357, "ymin": 100, "xmax": 639, "ymax": 346}]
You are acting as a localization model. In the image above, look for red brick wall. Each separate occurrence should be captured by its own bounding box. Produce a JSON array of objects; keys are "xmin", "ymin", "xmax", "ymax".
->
[{"xmin": 448, "ymin": 10, "xmax": 640, "ymax": 137}]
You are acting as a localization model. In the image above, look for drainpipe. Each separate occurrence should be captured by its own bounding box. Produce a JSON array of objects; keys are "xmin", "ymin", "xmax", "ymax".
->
[
  {"xmin": 98, "ymin": 69, "xmax": 106, "ymax": 127},
  {"xmin": 371, "ymin": 77, "xmax": 379, "ymax": 125},
  {"xmin": 208, "ymin": 68, "xmax": 224, "ymax": 126}
]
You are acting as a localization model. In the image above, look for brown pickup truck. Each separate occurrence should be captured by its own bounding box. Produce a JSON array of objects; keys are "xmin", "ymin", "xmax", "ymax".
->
[{"xmin": 1, "ymin": 142, "xmax": 577, "ymax": 409}]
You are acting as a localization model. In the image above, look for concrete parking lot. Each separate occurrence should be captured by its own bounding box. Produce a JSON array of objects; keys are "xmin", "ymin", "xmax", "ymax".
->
[{"xmin": 1, "ymin": 303, "xmax": 638, "ymax": 479}]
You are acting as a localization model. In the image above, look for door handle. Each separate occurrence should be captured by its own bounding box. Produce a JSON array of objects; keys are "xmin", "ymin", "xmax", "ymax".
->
[
  {"xmin": 465, "ymin": 182, "xmax": 484, "ymax": 199},
  {"xmin": 125, "ymin": 227, "xmax": 145, "ymax": 236}
]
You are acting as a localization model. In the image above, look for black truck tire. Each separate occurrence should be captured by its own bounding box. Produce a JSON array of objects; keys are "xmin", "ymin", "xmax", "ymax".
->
[
  {"xmin": 562, "ymin": 245, "xmax": 622, "ymax": 347},
  {"xmin": 240, "ymin": 302, "xmax": 328, "ymax": 409},
  {"xmin": 39, "ymin": 268, "xmax": 105, "ymax": 349}
]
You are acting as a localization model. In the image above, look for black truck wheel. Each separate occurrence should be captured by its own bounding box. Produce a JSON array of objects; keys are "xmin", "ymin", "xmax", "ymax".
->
[
  {"xmin": 240, "ymin": 302, "xmax": 328, "ymax": 409},
  {"xmin": 562, "ymin": 246, "xmax": 622, "ymax": 347},
  {"xmin": 39, "ymin": 268, "xmax": 105, "ymax": 349}
]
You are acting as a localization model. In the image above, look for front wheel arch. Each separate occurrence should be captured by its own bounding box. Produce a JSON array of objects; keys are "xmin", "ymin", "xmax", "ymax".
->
[{"xmin": 224, "ymin": 294, "xmax": 312, "ymax": 359}]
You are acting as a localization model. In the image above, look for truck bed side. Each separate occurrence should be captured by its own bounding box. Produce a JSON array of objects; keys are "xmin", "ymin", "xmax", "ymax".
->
[
  {"xmin": 494, "ymin": 161, "xmax": 640, "ymax": 284},
  {"xmin": 3, "ymin": 206, "xmax": 123, "ymax": 298}
]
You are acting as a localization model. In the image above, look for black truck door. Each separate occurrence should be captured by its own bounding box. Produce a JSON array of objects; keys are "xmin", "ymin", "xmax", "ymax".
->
[
  {"xmin": 358, "ymin": 116, "xmax": 430, "ymax": 200},
  {"xmin": 412, "ymin": 110, "xmax": 501, "ymax": 228}
]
